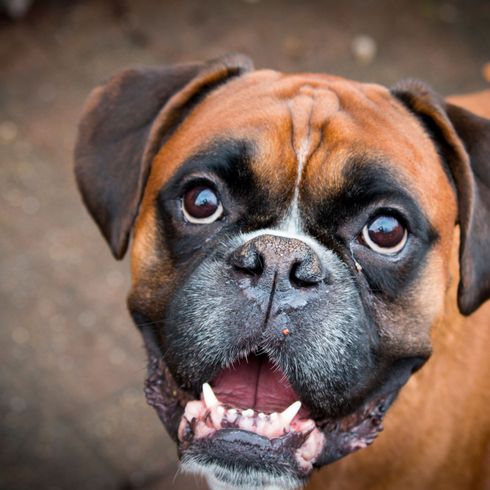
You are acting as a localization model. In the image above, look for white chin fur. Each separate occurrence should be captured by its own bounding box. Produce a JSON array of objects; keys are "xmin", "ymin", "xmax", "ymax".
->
[{"xmin": 180, "ymin": 459, "xmax": 304, "ymax": 490}]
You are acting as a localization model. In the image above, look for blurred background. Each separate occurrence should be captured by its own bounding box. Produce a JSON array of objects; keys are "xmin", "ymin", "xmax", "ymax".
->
[{"xmin": 0, "ymin": 0, "xmax": 489, "ymax": 489}]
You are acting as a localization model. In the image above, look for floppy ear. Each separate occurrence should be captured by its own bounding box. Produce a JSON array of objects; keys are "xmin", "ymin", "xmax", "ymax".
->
[
  {"xmin": 391, "ymin": 80, "xmax": 490, "ymax": 315},
  {"xmin": 74, "ymin": 53, "xmax": 253, "ymax": 259}
]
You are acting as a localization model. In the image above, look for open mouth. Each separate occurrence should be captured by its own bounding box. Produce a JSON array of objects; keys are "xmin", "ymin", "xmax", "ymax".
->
[
  {"xmin": 145, "ymin": 353, "xmax": 396, "ymax": 488},
  {"xmin": 178, "ymin": 355, "xmax": 325, "ymax": 476}
]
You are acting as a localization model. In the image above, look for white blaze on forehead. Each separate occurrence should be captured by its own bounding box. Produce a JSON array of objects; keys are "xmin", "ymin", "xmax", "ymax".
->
[
  {"xmin": 280, "ymin": 86, "xmax": 340, "ymax": 235},
  {"xmin": 232, "ymin": 86, "xmax": 340, "ymax": 261}
]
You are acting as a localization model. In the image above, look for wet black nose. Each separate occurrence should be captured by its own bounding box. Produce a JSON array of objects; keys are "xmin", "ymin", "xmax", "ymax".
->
[{"xmin": 230, "ymin": 234, "xmax": 326, "ymax": 287}]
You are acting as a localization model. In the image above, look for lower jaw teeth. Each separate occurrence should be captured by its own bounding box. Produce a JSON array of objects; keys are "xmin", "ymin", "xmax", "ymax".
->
[
  {"xmin": 178, "ymin": 396, "xmax": 326, "ymax": 471},
  {"xmin": 199, "ymin": 382, "xmax": 303, "ymax": 436},
  {"xmin": 179, "ymin": 385, "xmax": 313, "ymax": 442}
]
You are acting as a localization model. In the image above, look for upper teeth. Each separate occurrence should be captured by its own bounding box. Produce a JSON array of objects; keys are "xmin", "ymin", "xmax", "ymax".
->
[
  {"xmin": 279, "ymin": 400, "xmax": 302, "ymax": 427},
  {"xmin": 202, "ymin": 382, "xmax": 220, "ymax": 408}
]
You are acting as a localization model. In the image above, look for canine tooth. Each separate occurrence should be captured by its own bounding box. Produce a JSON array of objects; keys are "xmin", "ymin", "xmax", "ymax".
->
[
  {"xmin": 270, "ymin": 412, "xmax": 279, "ymax": 421},
  {"xmin": 280, "ymin": 401, "xmax": 302, "ymax": 427},
  {"xmin": 202, "ymin": 383, "xmax": 219, "ymax": 408},
  {"xmin": 242, "ymin": 409, "xmax": 254, "ymax": 417},
  {"xmin": 217, "ymin": 406, "xmax": 225, "ymax": 415}
]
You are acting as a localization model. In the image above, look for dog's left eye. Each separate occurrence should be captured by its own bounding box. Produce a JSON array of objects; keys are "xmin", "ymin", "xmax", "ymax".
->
[
  {"xmin": 182, "ymin": 186, "xmax": 223, "ymax": 224},
  {"xmin": 361, "ymin": 215, "xmax": 407, "ymax": 255}
]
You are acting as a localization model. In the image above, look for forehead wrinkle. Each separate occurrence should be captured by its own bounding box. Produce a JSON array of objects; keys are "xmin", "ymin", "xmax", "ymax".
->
[{"xmin": 286, "ymin": 86, "xmax": 341, "ymax": 179}]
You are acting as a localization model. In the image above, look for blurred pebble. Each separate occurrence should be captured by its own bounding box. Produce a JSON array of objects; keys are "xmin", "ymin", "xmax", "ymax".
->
[
  {"xmin": 352, "ymin": 35, "xmax": 377, "ymax": 64},
  {"xmin": 2, "ymin": 0, "xmax": 33, "ymax": 19},
  {"xmin": 12, "ymin": 326, "xmax": 30, "ymax": 345},
  {"xmin": 0, "ymin": 121, "xmax": 18, "ymax": 143}
]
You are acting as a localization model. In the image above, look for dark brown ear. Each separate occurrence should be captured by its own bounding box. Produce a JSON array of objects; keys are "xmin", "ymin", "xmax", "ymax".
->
[
  {"xmin": 74, "ymin": 53, "xmax": 253, "ymax": 259},
  {"xmin": 391, "ymin": 80, "xmax": 490, "ymax": 315}
]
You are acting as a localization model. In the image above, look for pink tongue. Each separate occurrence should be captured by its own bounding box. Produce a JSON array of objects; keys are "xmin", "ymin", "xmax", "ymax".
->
[{"xmin": 211, "ymin": 356, "xmax": 300, "ymax": 413}]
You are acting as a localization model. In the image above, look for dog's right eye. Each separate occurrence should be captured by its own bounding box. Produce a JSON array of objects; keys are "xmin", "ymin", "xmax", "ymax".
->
[
  {"xmin": 361, "ymin": 215, "xmax": 407, "ymax": 255},
  {"xmin": 182, "ymin": 185, "xmax": 223, "ymax": 224}
]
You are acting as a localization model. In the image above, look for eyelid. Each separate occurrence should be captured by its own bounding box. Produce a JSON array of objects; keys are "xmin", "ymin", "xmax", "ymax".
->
[
  {"xmin": 365, "ymin": 207, "xmax": 410, "ymax": 232},
  {"xmin": 180, "ymin": 175, "xmax": 220, "ymax": 196}
]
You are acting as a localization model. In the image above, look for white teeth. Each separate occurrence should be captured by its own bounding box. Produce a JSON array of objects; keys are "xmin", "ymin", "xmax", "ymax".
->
[
  {"xmin": 202, "ymin": 383, "xmax": 220, "ymax": 408},
  {"xmin": 256, "ymin": 413, "xmax": 268, "ymax": 435},
  {"xmin": 270, "ymin": 412, "xmax": 279, "ymax": 421},
  {"xmin": 226, "ymin": 409, "xmax": 238, "ymax": 423},
  {"xmin": 210, "ymin": 405, "xmax": 225, "ymax": 427},
  {"xmin": 280, "ymin": 401, "xmax": 302, "ymax": 427},
  {"xmin": 242, "ymin": 409, "xmax": 254, "ymax": 417},
  {"xmin": 239, "ymin": 415, "xmax": 254, "ymax": 431}
]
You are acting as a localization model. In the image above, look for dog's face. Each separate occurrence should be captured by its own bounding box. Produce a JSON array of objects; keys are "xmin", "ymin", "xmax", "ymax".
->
[{"xmin": 75, "ymin": 55, "xmax": 490, "ymax": 489}]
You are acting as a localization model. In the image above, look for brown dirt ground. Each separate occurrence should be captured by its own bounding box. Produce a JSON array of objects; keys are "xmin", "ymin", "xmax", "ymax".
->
[{"xmin": 0, "ymin": 0, "xmax": 489, "ymax": 489}]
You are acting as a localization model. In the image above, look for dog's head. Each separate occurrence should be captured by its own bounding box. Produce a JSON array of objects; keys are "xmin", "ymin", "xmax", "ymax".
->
[{"xmin": 74, "ymin": 54, "xmax": 490, "ymax": 489}]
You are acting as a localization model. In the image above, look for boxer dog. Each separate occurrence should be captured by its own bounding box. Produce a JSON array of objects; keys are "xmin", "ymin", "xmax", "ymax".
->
[{"xmin": 74, "ymin": 54, "xmax": 490, "ymax": 490}]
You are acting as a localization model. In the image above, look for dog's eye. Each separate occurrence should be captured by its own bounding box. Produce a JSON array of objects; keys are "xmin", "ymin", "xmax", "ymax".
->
[
  {"xmin": 361, "ymin": 215, "xmax": 407, "ymax": 255},
  {"xmin": 182, "ymin": 186, "xmax": 223, "ymax": 224}
]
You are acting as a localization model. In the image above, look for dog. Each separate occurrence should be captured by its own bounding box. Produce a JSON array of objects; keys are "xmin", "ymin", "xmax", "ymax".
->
[{"xmin": 74, "ymin": 54, "xmax": 490, "ymax": 490}]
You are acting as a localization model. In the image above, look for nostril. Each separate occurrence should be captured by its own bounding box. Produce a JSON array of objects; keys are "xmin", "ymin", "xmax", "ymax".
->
[
  {"xmin": 230, "ymin": 248, "xmax": 265, "ymax": 277},
  {"xmin": 289, "ymin": 260, "xmax": 323, "ymax": 288}
]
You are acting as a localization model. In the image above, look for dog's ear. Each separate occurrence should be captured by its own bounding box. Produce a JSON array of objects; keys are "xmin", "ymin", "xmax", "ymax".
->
[
  {"xmin": 74, "ymin": 53, "xmax": 253, "ymax": 259},
  {"xmin": 391, "ymin": 80, "xmax": 490, "ymax": 315}
]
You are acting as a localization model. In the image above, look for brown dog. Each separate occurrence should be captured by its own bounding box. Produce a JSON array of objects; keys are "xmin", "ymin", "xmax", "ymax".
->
[{"xmin": 74, "ymin": 54, "xmax": 490, "ymax": 490}]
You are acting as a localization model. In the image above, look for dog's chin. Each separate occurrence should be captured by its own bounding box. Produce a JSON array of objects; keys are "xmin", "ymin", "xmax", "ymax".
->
[{"xmin": 145, "ymin": 354, "xmax": 399, "ymax": 490}]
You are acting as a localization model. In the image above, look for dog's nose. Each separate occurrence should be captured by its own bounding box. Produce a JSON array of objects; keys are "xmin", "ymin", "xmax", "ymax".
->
[{"xmin": 230, "ymin": 234, "xmax": 325, "ymax": 287}]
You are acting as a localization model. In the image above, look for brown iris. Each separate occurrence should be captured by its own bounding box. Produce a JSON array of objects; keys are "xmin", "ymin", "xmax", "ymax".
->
[
  {"xmin": 362, "ymin": 215, "xmax": 407, "ymax": 254},
  {"xmin": 182, "ymin": 186, "xmax": 223, "ymax": 223}
]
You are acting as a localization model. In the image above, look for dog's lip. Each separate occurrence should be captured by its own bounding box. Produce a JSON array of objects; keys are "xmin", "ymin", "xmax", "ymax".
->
[
  {"xmin": 145, "ymin": 355, "xmax": 397, "ymax": 479},
  {"xmin": 177, "ymin": 384, "xmax": 326, "ymax": 475}
]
